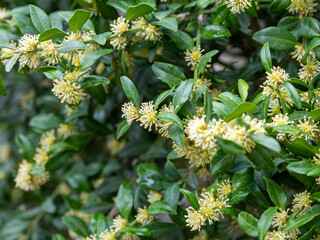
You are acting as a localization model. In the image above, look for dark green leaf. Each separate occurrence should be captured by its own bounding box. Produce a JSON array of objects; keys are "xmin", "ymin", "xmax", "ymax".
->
[
  {"xmin": 168, "ymin": 124, "xmax": 184, "ymax": 148},
  {"xmin": 158, "ymin": 112, "xmax": 183, "ymax": 130},
  {"xmin": 253, "ymin": 27, "xmax": 297, "ymax": 51},
  {"xmin": 79, "ymin": 49, "xmax": 113, "ymax": 71},
  {"xmin": 238, "ymin": 212, "xmax": 258, "ymax": 237},
  {"xmin": 215, "ymin": 136, "xmax": 246, "ymax": 155},
  {"xmin": 238, "ymin": 79, "xmax": 249, "ymax": 102},
  {"xmin": 153, "ymin": 17, "xmax": 178, "ymax": 32},
  {"xmin": 58, "ymin": 40, "xmax": 89, "ymax": 53},
  {"xmin": 257, "ymin": 207, "xmax": 278, "ymax": 240},
  {"xmin": 269, "ymin": 0, "xmax": 291, "ymax": 13},
  {"xmin": 62, "ymin": 215, "xmax": 89, "ymax": 237},
  {"xmin": 264, "ymin": 177, "xmax": 287, "ymax": 210},
  {"xmin": 116, "ymin": 120, "xmax": 132, "ymax": 139},
  {"xmin": 147, "ymin": 200, "xmax": 176, "ymax": 215},
  {"xmin": 201, "ymin": 25, "xmax": 231, "ymax": 40},
  {"xmin": 232, "ymin": 167, "xmax": 254, "ymax": 188},
  {"xmin": 247, "ymin": 144, "xmax": 276, "ymax": 172},
  {"xmin": 116, "ymin": 226, "xmax": 151, "ymax": 237},
  {"xmin": 116, "ymin": 182, "xmax": 133, "ymax": 219},
  {"xmin": 68, "ymin": 9, "xmax": 91, "ymax": 32},
  {"xmin": 172, "ymin": 79, "xmax": 194, "ymax": 111},
  {"xmin": 152, "ymin": 62, "xmax": 186, "ymax": 88},
  {"xmin": 260, "ymin": 43, "xmax": 272, "ymax": 73},
  {"xmin": 126, "ymin": 3, "xmax": 155, "ymax": 21},
  {"xmin": 38, "ymin": 28, "xmax": 68, "ymax": 42},
  {"xmin": 120, "ymin": 76, "xmax": 141, "ymax": 108},
  {"xmin": 144, "ymin": 222, "xmax": 176, "ymax": 239},
  {"xmin": 90, "ymin": 213, "xmax": 106, "ymax": 236},
  {"xmin": 283, "ymin": 82, "xmax": 301, "ymax": 109},
  {"xmin": 162, "ymin": 29, "xmax": 193, "ymax": 50},
  {"xmin": 154, "ymin": 88, "xmax": 174, "ymax": 110},
  {"xmin": 179, "ymin": 189, "xmax": 200, "ymax": 210},
  {"xmin": 0, "ymin": 74, "xmax": 6, "ymax": 96},
  {"xmin": 282, "ymin": 214, "xmax": 318, "ymax": 232},
  {"xmin": 210, "ymin": 149, "xmax": 233, "ymax": 175},
  {"xmin": 29, "ymin": 5, "xmax": 52, "ymax": 33},
  {"xmin": 198, "ymin": 50, "xmax": 219, "ymax": 74},
  {"xmin": 224, "ymin": 102, "xmax": 258, "ymax": 122},
  {"xmin": 251, "ymin": 134, "xmax": 281, "ymax": 152},
  {"xmin": 79, "ymin": 76, "xmax": 110, "ymax": 89},
  {"xmin": 29, "ymin": 113, "xmax": 61, "ymax": 131},
  {"xmin": 299, "ymin": 17, "xmax": 320, "ymax": 38}
]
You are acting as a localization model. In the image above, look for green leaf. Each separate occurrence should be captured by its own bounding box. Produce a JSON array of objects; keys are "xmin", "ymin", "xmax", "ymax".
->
[
  {"xmin": 247, "ymin": 144, "xmax": 276, "ymax": 172},
  {"xmin": 164, "ymin": 184, "xmax": 180, "ymax": 209},
  {"xmin": 204, "ymin": 89, "xmax": 213, "ymax": 123},
  {"xmin": 261, "ymin": 95, "xmax": 270, "ymax": 120},
  {"xmin": 59, "ymin": 11, "xmax": 94, "ymax": 31},
  {"xmin": 50, "ymin": 141, "xmax": 79, "ymax": 153},
  {"xmin": 158, "ymin": 112, "xmax": 183, "ymax": 130},
  {"xmin": 172, "ymin": 79, "xmax": 194, "ymax": 111},
  {"xmin": 79, "ymin": 76, "xmax": 110, "ymax": 89},
  {"xmin": 311, "ymin": 108, "xmax": 320, "ymax": 121},
  {"xmin": 260, "ymin": 43, "xmax": 272, "ymax": 73},
  {"xmin": 153, "ymin": 17, "xmax": 178, "ymax": 32},
  {"xmin": 303, "ymin": 37, "xmax": 320, "ymax": 62},
  {"xmin": 282, "ymin": 214, "xmax": 318, "ymax": 232},
  {"xmin": 269, "ymin": 0, "xmax": 291, "ymax": 13},
  {"xmin": 29, "ymin": 5, "xmax": 52, "ymax": 33},
  {"xmin": 68, "ymin": 9, "xmax": 91, "ymax": 33},
  {"xmin": 298, "ymin": 226, "xmax": 315, "ymax": 240},
  {"xmin": 65, "ymin": 133, "xmax": 93, "ymax": 149},
  {"xmin": 264, "ymin": 177, "xmax": 287, "ymax": 210},
  {"xmin": 287, "ymin": 161, "xmax": 315, "ymax": 175},
  {"xmin": 162, "ymin": 29, "xmax": 193, "ymax": 50},
  {"xmin": 179, "ymin": 189, "xmax": 200, "ymax": 210},
  {"xmin": 299, "ymin": 17, "xmax": 320, "ymax": 38},
  {"xmin": 154, "ymin": 10, "xmax": 172, "ymax": 20},
  {"xmin": 211, "ymin": 4, "xmax": 229, "ymax": 25},
  {"xmin": 116, "ymin": 182, "xmax": 133, "ymax": 220},
  {"xmin": 253, "ymin": 27, "xmax": 297, "ymax": 51},
  {"xmin": 147, "ymin": 200, "xmax": 176, "ymax": 215},
  {"xmin": 79, "ymin": 49, "xmax": 113, "ymax": 71},
  {"xmin": 29, "ymin": 113, "xmax": 61, "ymax": 131},
  {"xmin": 126, "ymin": 3, "xmax": 155, "ymax": 21},
  {"xmin": 116, "ymin": 120, "xmax": 132, "ymax": 139},
  {"xmin": 152, "ymin": 62, "xmax": 186, "ymax": 88},
  {"xmin": 154, "ymin": 88, "xmax": 174, "ymax": 110},
  {"xmin": 116, "ymin": 226, "xmax": 151, "ymax": 237},
  {"xmin": 273, "ymin": 125, "xmax": 300, "ymax": 133},
  {"xmin": 198, "ymin": 50, "xmax": 219, "ymax": 74},
  {"xmin": 5, "ymin": 53, "xmax": 21, "ymax": 72},
  {"xmin": 283, "ymin": 82, "xmax": 301, "ymax": 109},
  {"xmin": 120, "ymin": 76, "xmax": 140, "ymax": 108},
  {"xmin": 144, "ymin": 222, "xmax": 176, "ymax": 239},
  {"xmin": 107, "ymin": 0, "xmax": 135, "ymax": 13},
  {"xmin": 90, "ymin": 213, "xmax": 106, "ymax": 236},
  {"xmin": 238, "ymin": 212, "xmax": 258, "ymax": 237},
  {"xmin": 210, "ymin": 149, "xmax": 233, "ymax": 175},
  {"xmin": 228, "ymin": 189, "xmax": 250, "ymax": 205},
  {"xmin": 224, "ymin": 102, "xmax": 258, "ymax": 122},
  {"xmin": 232, "ymin": 167, "xmax": 254, "ymax": 188},
  {"xmin": 238, "ymin": 79, "xmax": 249, "ymax": 102},
  {"xmin": 257, "ymin": 207, "xmax": 278, "ymax": 240},
  {"xmin": 62, "ymin": 215, "xmax": 89, "ymax": 237},
  {"xmin": 90, "ymin": 32, "xmax": 112, "ymax": 45},
  {"xmin": 201, "ymin": 25, "xmax": 231, "ymax": 40},
  {"xmin": 164, "ymin": 161, "xmax": 181, "ymax": 180},
  {"xmin": 251, "ymin": 134, "xmax": 281, "ymax": 152},
  {"xmin": 87, "ymin": 84, "xmax": 107, "ymax": 104},
  {"xmin": 168, "ymin": 124, "xmax": 185, "ymax": 147},
  {"xmin": 58, "ymin": 40, "xmax": 90, "ymax": 52},
  {"xmin": 39, "ymin": 28, "xmax": 68, "ymax": 42},
  {"xmin": 53, "ymin": 234, "xmax": 66, "ymax": 240},
  {"xmin": 215, "ymin": 136, "xmax": 246, "ymax": 155},
  {"xmin": 278, "ymin": 16, "xmax": 300, "ymax": 30},
  {"xmin": 0, "ymin": 74, "xmax": 6, "ymax": 96},
  {"xmin": 137, "ymin": 163, "xmax": 172, "ymax": 191}
]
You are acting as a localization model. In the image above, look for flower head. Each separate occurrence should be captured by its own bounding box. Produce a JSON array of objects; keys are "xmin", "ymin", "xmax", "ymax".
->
[
  {"xmin": 121, "ymin": 102, "xmax": 140, "ymax": 125},
  {"xmin": 264, "ymin": 66, "xmax": 290, "ymax": 90},
  {"xmin": 135, "ymin": 206, "xmax": 154, "ymax": 225},
  {"xmin": 265, "ymin": 230, "xmax": 287, "ymax": 240},
  {"xmin": 52, "ymin": 79, "xmax": 87, "ymax": 105},
  {"xmin": 39, "ymin": 40, "xmax": 60, "ymax": 65},
  {"xmin": 34, "ymin": 148, "xmax": 49, "ymax": 167},
  {"xmin": 227, "ymin": 0, "xmax": 252, "ymax": 14},
  {"xmin": 100, "ymin": 230, "xmax": 116, "ymax": 240},
  {"xmin": 110, "ymin": 36, "xmax": 127, "ymax": 50},
  {"xmin": 313, "ymin": 153, "xmax": 320, "ymax": 166},
  {"xmin": 217, "ymin": 179, "xmax": 232, "ymax": 197},
  {"xmin": 39, "ymin": 130, "xmax": 56, "ymax": 151},
  {"xmin": 138, "ymin": 101, "xmax": 159, "ymax": 131},
  {"xmin": 0, "ymin": 144, "xmax": 11, "ymax": 162},
  {"xmin": 185, "ymin": 47, "xmax": 204, "ymax": 70},
  {"xmin": 291, "ymin": 44, "xmax": 306, "ymax": 62},
  {"xmin": 185, "ymin": 207, "xmax": 206, "ymax": 231},
  {"xmin": 19, "ymin": 52, "xmax": 41, "ymax": 69},
  {"xmin": 147, "ymin": 191, "xmax": 162, "ymax": 203},
  {"xmin": 291, "ymin": 117, "xmax": 319, "ymax": 141},
  {"xmin": 272, "ymin": 209, "xmax": 288, "ymax": 229},
  {"xmin": 288, "ymin": 0, "xmax": 318, "ymax": 17},
  {"xmin": 57, "ymin": 123, "xmax": 76, "ymax": 139},
  {"xmin": 111, "ymin": 17, "xmax": 129, "ymax": 36},
  {"xmin": 0, "ymin": 8, "xmax": 9, "ymax": 21},
  {"xmin": 193, "ymin": 78, "xmax": 212, "ymax": 92},
  {"xmin": 142, "ymin": 25, "xmax": 161, "ymax": 42},
  {"xmin": 111, "ymin": 215, "xmax": 128, "ymax": 232},
  {"xmin": 292, "ymin": 191, "xmax": 313, "ymax": 217},
  {"xmin": 14, "ymin": 160, "xmax": 49, "ymax": 191},
  {"xmin": 18, "ymin": 34, "xmax": 39, "ymax": 52},
  {"xmin": 298, "ymin": 59, "xmax": 320, "ymax": 83},
  {"xmin": 268, "ymin": 113, "xmax": 293, "ymax": 127}
]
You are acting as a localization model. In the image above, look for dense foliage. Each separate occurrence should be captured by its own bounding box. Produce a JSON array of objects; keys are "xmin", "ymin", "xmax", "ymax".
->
[{"xmin": 1, "ymin": 0, "xmax": 320, "ymax": 239}]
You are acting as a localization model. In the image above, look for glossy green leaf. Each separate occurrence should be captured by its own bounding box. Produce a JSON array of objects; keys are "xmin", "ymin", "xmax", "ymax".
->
[
  {"xmin": 153, "ymin": 17, "xmax": 178, "ymax": 32},
  {"xmin": 62, "ymin": 215, "xmax": 89, "ymax": 237},
  {"xmin": 126, "ymin": 3, "xmax": 155, "ymax": 22},
  {"xmin": 238, "ymin": 212, "xmax": 258, "ymax": 237},
  {"xmin": 116, "ymin": 226, "xmax": 151, "ymax": 237},
  {"xmin": 116, "ymin": 121, "xmax": 132, "ymax": 139},
  {"xmin": 210, "ymin": 149, "xmax": 233, "ymax": 175},
  {"xmin": 79, "ymin": 76, "xmax": 110, "ymax": 89},
  {"xmin": 154, "ymin": 88, "xmax": 174, "ymax": 110},
  {"xmin": 283, "ymin": 82, "xmax": 301, "ymax": 109},
  {"xmin": 158, "ymin": 112, "xmax": 183, "ymax": 130},
  {"xmin": 58, "ymin": 40, "xmax": 90, "ymax": 52},
  {"xmin": 179, "ymin": 189, "xmax": 200, "ymax": 210},
  {"xmin": 215, "ymin": 136, "xmax": 246, "ymax": 155},
  {"xmin": 68, "ymin": 9, "xmax": 91, "ymax": 32},
  {"xmin": 260, "ymin": 43, "xmax": 272, "ymax": 73},
  {"xmin": 232, "ymin": 167, "xmax": 254, "ymax": 188},
  {"xmin": 152, "ymin": 62, "xmax": 186, "ymax": 88},
  {"xmin": 257, "ymin": 207, "xmax": 278, "ymax": 240},
  {"xmin": 79, "ymin": 49, "xmax": 113, "ymax": 70},
  {"xmin": 238, "ymin": 79, "xmax": 249, "ymax": 102},
  {"xmin": 90, "ymin": 213, "xmax": 106, "ymax": 236},
  {"xmin": 147, "ymin": 200, "xmax": 176, "ymax": 215},
  {"xmin": 224, "ymin": 102, "xmax": 258, "ymax": 122},
  {"xmin": 168, "ymin": 124, "xmax": 184, "ymax": 147},
  {"xmin": 201, "ymin": 25, "xmax": 231, "ymax": 40},
  {"xmin": 172, "ymin": 79, "xmax": 194, "ymax": 112},
  {"xmin": 116, "ymin": 182, "xmax": 133, "ymax": 219},
  {"xmin": 144, "ymin": 222, "xmax": 176, "ymax": 239},
  {"xmin": 38, "ymin": 28, "xmax": 68, "ymax": 42},
  {"xmin": 253, "ymin": 27, "xmax": 297, "ymax": 51},
  {"xmin": 162, "ymin": 29, "xmax": 193, "ymax": 50},
  {"xmin": 282, "ymin": 214, "xmax": 318, "ymax": 232},
  {"xmin": 264, "ymin": 177, "xmax": 287, "ymax": 210},
  {"xmin": 198, "ymin": 50, "xmax": 219, "ymax": 74},
  {"xmin": 120, "ymin": 76, "xmax": 140, "ymax": 108},
  {"xmin": 269, "ymin": 0, "xmax": 291, "ymax": 13},
  {"xmin": 251, "ymin": 134, "xmax": 281, "ymax": 152},
  {"xmin": 29, "ymin": 5, "xmax": 52, "ymax": 33}
]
